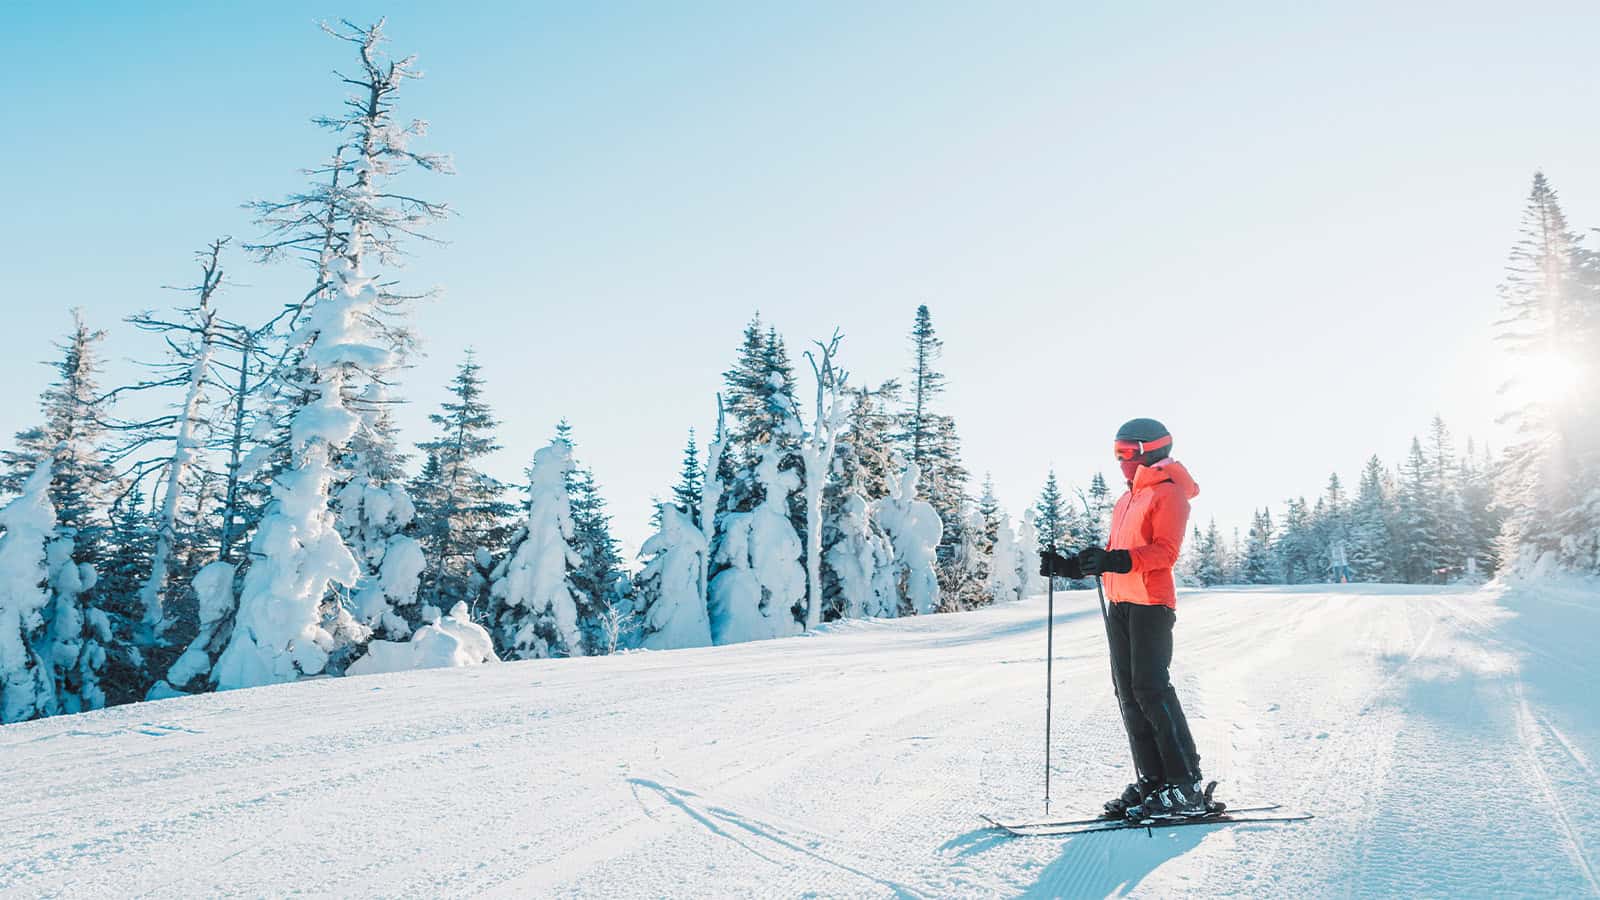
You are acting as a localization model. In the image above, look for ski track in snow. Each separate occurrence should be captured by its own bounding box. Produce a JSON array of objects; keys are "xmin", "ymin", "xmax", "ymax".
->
[{"xmin": 2, "ymin": 583, "xmax": 1597, "ymax": 899}]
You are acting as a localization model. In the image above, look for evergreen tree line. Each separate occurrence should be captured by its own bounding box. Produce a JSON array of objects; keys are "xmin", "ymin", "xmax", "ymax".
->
[
  {"xmin": 1176, "ymin": 416, "xmax": 1501, "ymax": 587},
  {"xmin": 0, "ymin": 22, "xmax": 1041, "ymax": 722},
  {"xmin": 1175, "ymin": 171, "xmax": 1600, "ymax": 587}
]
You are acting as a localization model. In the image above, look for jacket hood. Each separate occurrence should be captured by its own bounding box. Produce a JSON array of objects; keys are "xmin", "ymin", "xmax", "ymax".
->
[{"xmin": 1132, "ymin": 458, "xmax": 1199, "ymax": 499}]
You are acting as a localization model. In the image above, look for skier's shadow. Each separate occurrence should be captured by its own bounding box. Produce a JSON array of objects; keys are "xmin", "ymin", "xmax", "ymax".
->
[{"xmin": 1019, "ymin": 826, "xmax": 1207, "ymax": 899}]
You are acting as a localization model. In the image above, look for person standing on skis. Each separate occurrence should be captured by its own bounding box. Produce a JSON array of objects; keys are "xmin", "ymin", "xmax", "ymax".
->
[{"xmin": 1039, "ymin": 417, "xmax": 1207, "ymax": 820}]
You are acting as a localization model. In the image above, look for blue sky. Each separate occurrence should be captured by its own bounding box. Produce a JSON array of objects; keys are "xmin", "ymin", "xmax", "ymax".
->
[{"xmin": 3, "ymin": 1, "xmax": 1598, "ymax": 557}]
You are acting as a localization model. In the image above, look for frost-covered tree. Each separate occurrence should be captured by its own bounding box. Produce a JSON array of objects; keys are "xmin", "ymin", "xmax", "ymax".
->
[
  {"xmin": 637, "ymin": 505, "xmax": 712, "ymax": 650},
  {"xmin": 410, "ymin": 353, "xmax": 513, "ymax": 618},
  {"xmin": 669, "ymin": 430, "xmax": 704, "ymax": 526},
  {"xmin": 213, "ymin": 19, "xmax": 452, "ymax": 689},
  {"xmin": 1347, "ymin": 456, "xmax": 1392, "ymax": 582},
  {"xmin": 825, "ymin": 493, "xmax": 899, "ymax": 618},
  {"xmin": 833, "ymin": 380, "xmax": 902, "ymax": 501},
  {"xmin": 490, "ymin": 441, "xmax": 584, "ymax": 659},
  {"xmin": 1, "ymin": 315, "xmax": 129, "ymax": 711},
  {"xmin": 0, "ymin": 463, "xmax": 59, "ymax": 723},
  {"xmin": 1034, "ymin": 471, "xmax": 1068, "ymax": 552},
  {"xmin": 873, "ymin": 455, "xmax": 943, "ymax": 615},
  {"xmin": 1015, "ymin": 508, "xmax": 1046, "ymax": 598},
  {"xmin": 1494, "ymin": 172, "xmax": 1599, "ymax": 572},
  {"xmin": 552, "ymin": 422, "xmax": 626, "ymax": 654},
  {"xmin": 104, "ymin": 240, "xmax": 232, "ymax": 644},
  {"xmin": 944, "ymin": 505, "xmax": 992, "ymax": 610},
  {"xmin": 707, "ymin": 442, "xmax": 806, "ymax": 644},
  {"xmin": 795, "ymin": 332, "xmax": 849, "ymax": 630},
  {"xmin": 1190, "ymin": 518, "xmax": 1227, "ymax": 587},
  {"xmin": 987, "ymin": 512, "xmax": 1023, "ymax": 604},
  {"xmin": 896, "ymin": 306, "xmax": 970, "ymax": 574}
]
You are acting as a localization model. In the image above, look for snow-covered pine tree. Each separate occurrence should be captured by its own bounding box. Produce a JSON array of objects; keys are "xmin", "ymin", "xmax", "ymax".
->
[
  {"xmin": 896, "ymin": 306, "xmax": 971, "ymax": 593},
  {"xmin": 834, "ymin": 380, "xmax": 903, "ymax": 501},
  {"xmin": 1347, "ymin": 455, "xmax": 1392, "ymax": 582},
  {"xmin": 490, "ymin": 440, "xmax": 584, "ymax": 659},
  {"xmin": 1276, "ymin": 498, "xmax": 1315, "ymax": 584},
  {"xmin": 1241, "ymin": 509, "xmax": 1276, "ymax": 584},
  {"xmin": 1191, "ymin": 518, "xmax": 1226, "ymax": 587},
  {"xmin": 977, "ymin": 475, "xmax": 1002, "ymax": 546},
  {"xmin": 872, "ymin": 455, "xmax": 943, "ymax": 615},
  {"xmin": 215, "ymin": 19, "xmax": 452, "ymax": 688},
  {"xmin": 1034, "ymin": 471, "xmax": 1068, "ymax": 552},
  {"xmin": 1396, "ymin": 438, "xmax": 1437, "ymax": 582},
  {"xmin": 1083, "ymin": 473, "xmax": 1112, "ymax": 547},
  {"xmin": 1, "ymin": 314, "xmax": 128, "ymax": 713},
  {"xmin": 411, "ymin": 353, "xmax": 514, "ymax": 620},
  {"xmin": 0, "ymin": 462, "xmax": 59, "ymax": 723},
  {"xmin": 824, "ymin": 493, "xmax": 899, "ymax": 618},
  {"xmin": 1015, "ymin": 509, "xmax": 1046, "ymax": 598},
  {"xmin": 637, "ymin": 505, "xmax": 711, "ymax": 650},
  {"xmin": 1425, "ymin": 416, "xmax": 1466, "ymax": 578},
  {"xmin": 1494, "ymin": 172, "xmax": 1599, "ymax": 572},
  {"xmin": 987, "ymin": 511, "xmax": 1023, "ymax": 604},
  {"xmin": 670, "ymin": 430, "xmax": 704, "ymax": 526},
  {"xmin": 944, "ymin": 505, "xmax": 992, "ymax": 610},
  {"xmin": 707, "ymin": 442, "xmax": 806, "ymax": 644},
  {"xmin": 552, "ymin": 421, "xmax": 626, "ymax": 654}
]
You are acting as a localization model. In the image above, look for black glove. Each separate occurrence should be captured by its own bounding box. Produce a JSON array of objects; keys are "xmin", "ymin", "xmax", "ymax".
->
[
  {"xmin": 1078, "ymin": 546, "xmax": 1133, "ymax": 576},
  {"xmin": 1039, "ymin": 549, "xmax": 1083, "ymax": 579}
]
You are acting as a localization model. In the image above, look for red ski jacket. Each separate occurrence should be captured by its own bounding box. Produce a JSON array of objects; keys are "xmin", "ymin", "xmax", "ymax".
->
[{"xmin": 1102, "ymin": 459, "xmax": 1199, "ymax": 608}]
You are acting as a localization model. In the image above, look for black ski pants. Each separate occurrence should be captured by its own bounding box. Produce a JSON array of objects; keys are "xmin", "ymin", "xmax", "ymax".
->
[{"xmin": 1105, "ymin": 600, "xmax": 1202, "ymax": 786}]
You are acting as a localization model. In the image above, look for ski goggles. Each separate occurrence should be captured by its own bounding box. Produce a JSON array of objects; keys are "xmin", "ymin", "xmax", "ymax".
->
[{"xmin": 1113, "ymin": 434, "xmax": 1171, "ymax": 461}]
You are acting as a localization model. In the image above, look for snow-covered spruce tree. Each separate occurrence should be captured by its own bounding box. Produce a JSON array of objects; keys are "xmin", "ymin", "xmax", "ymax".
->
[
  {"xmin": 942, "ymin": 505, "xmax": 992, "ymax": 610},
  {"xmin": 1, "ymin": 314, "xmax": 131, "ymax": 711},
  {"xmin": 987, "ymin": 512, "xmax": 1023, "ymax": 604},
  {"xmin": 707, "ymin": 442, "xmax": 806, "ymax": 644},
  {"xmin": 1080, "ymin": 472, "xmax": 1112, "ymax": 547},
  {"xmin": 824, "ymin": 492, "xmax": 899, "ymax": 618},
  {"xmin": 833, "ymin": 380, "xmax": 903, "ymax": 501},
  {"xmin": 1034, "ymin": 471, "xmax": 1068, "ymax": 552},
  {"xmin": 551, "ymin": 421, "xmax": 626, "ymax": 654},
  {"xmin": 0, "ymin": 462, "xmax": 59, "ymax": 723},
  {"xmin": 489, "ymin": 440, "xmax": 584, "ymax": 660},
  {"xmin": 1015, "ymin": 508, "xmax": 1046, "ymax": 598},
  {"xmin": 1494, "ymin": 173, "xmax": 1599, "ymax": 572},
  {"xmin": 218, "ymin": 19, "xmax": 451, "ymax": 686},
  {"xmin": 335, "ymin": 401, "xmax": 425, "ymax": 650},
  {"xmin": 977, "ymin": 475, "xmax": 1002, "ymax": 546},
  {"xmin": 637, "ymin": 505, "xmax": 712, "ymax": 650},
  {"xmin": 1424, "ymin": 416, "xmax": 1466, "ymax": 577},
  {"xmin": 411, "ymin": 353, "xmax": 513, "ymax": 619},
  {"xmin": 1394, "ymin": 438, "xmax": 1437, "ymax": 582},
  {"xmin": 1275, "ymin": 497, "xmax": 1316, "ymax": 584},
  {"xmin": 1347, "ymin": 456, "xmax": 1392, "ymax": 582},
  {"xmin": 1190, "ymin": 518, "xmax": 1226, "ymax": 587},
  {"xmin": 1241, "ymin": 509, "xmax": 1276, "ymax": 584},
  {"xmin": 872, "ymin": 455, "xmax": 943, "ymax": 615},
  {"xmin": 895, "ymin": 306, "xmax": 971, "ymax": 591},
  {"xmin": 669, "ymin": 429, "xmax": 704, "ymax": 527}
]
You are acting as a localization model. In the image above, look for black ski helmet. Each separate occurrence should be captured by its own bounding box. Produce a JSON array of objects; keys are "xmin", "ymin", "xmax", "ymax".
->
[{"xmin": 1115, "ymin": 417, "xmax": 1172, "ymax": 465}]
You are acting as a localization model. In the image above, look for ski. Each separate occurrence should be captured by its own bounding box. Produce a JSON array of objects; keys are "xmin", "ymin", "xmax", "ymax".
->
[
  {"xmin": 983, "ymin": 804, "xmax": 1279, "ymax": 832},
  {"xmin": 989, "ymin": 810, "xmax": 1313, "ymax": 837}
]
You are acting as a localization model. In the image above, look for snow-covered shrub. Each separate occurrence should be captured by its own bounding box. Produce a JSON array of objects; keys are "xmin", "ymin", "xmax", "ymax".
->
[
  {"xmin": 346, "ymin": 602, "xmax": 497, "ymax": 676},
  {"xmin": 490, "ymin": 441, "xmax": 584, "ymax": 659}
]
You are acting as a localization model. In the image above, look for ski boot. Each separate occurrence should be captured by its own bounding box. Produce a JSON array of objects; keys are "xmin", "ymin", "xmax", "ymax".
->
[
  {"xmin": 1126, "ymin": 780, "xmax": 1219, "ymax": 821},
  {"xmin": 1102, "ymin": 778, "xmax": 1160, "ymax": 820}
]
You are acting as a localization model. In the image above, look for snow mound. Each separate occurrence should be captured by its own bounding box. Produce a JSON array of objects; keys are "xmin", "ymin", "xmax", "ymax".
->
[{"xmin": 347, "ymin": 602, "xmax": 498, "ymax": 676}]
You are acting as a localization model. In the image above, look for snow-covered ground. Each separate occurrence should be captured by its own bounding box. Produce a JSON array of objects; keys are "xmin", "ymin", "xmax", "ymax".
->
[{"xmin": 3, "ymin": 581, "xmax": 1598, "ymax": 898}]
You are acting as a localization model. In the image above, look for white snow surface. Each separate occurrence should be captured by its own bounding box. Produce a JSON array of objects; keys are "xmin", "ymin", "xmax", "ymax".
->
[
  {"xmin": 4, "ymin": 580, "xmax": 1600, "ymax": 898},
  {"xmin": 346, "ymin": 602, "xmax": 498, "ymax": 676}
]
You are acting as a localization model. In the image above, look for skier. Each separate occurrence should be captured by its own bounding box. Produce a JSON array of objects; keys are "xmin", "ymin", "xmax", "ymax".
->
[{"xmin": 1039, "ymin": 417, "xmax": 1207, "ymax": 820}]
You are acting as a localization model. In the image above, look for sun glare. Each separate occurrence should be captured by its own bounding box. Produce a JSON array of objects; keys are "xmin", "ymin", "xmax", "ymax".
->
[{"xmin": 1516, "ymin": 351, "xmax": 1587, "ymax": 405}]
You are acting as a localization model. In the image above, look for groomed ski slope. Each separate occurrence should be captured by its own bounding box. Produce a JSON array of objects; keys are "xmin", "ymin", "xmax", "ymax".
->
[{"xmin": 4, "ymin": 581, "xmax": 1598, "ymax": 899}]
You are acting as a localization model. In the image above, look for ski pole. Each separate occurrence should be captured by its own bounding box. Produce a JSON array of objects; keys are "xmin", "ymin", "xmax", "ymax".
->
[{"xmin": 1044, "ymin": 552, "xmax": 1055, "ymax": 816}]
